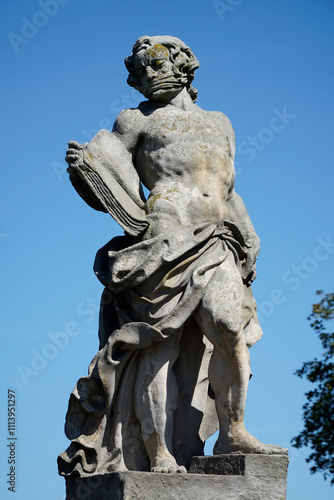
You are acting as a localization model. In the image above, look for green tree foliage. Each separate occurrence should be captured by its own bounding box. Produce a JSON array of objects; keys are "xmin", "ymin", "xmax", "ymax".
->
[{"xmin": 292, "ymin": 291, "xmax": 334, "ymax": 485}]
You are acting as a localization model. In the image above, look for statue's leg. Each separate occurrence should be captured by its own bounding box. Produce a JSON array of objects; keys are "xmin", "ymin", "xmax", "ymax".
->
[
  {"xmin": 194, "ymin": 251, "xmax": 287, "ymax": 455},
  {"xmin": 133, "ymin": 328, "xmax": 187, "ymax": 473}
]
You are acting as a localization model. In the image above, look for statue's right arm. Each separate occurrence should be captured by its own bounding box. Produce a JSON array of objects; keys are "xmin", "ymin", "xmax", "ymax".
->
[
  {"xmin": 112, "ymin": 108, "xmax": 144, "ymax": 155},
  {"xmin": 88, "ymin": 108, "xmax": 146, "ymax": 207},
  {"xmin": 66, "ymin": 108, "xmax": 146, "ymax": 207},
  {"xmin": 65, "ymin": 108, "xmax": 143, "ymax": 165},
  {"xmin": 65, "ymin": 108, "xmax": 149, "ymax": 237}
]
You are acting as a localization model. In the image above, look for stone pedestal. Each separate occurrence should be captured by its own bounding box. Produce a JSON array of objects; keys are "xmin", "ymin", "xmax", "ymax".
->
[{"xmin": 65, "ymin": 454, "xmax": 289, "ymax": 500}]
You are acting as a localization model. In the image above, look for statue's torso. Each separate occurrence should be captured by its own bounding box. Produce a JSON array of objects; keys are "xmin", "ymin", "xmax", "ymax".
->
[{"xmin": 134, "ymin": 104, "xmax": 234, "ymax": 235}]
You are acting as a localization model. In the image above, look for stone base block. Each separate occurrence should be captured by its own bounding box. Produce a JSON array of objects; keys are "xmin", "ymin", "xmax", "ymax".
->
[{"xmin": 65, "ymin": 454, "xmax": 289, "ymax": 500}]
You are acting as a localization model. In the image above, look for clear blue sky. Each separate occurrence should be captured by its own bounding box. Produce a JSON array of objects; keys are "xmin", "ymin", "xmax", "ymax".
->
[{"xmin": 1, "ymin": 1, "xmax": 334, "ymax": 498}]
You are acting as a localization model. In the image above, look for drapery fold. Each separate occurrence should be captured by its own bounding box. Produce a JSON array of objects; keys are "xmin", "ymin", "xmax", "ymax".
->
[{"xmin": 58, "ymin": 221, "xmax": 261, "ymax": 477}]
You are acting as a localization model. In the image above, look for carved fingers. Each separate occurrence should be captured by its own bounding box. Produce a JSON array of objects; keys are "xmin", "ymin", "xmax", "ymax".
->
[{"xmin": 65, "ymin": 141, "xmax": 84, "ymax": 169}]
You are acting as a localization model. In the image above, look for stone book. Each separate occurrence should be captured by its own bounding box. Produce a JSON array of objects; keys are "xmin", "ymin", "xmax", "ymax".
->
[{"xmin": 68, "ymin": 129, "xmax": 149, "ymax": 237}]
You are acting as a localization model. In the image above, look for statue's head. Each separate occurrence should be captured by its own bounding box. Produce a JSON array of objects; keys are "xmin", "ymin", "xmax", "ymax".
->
[{"xmin": 125, "ymin": 35, "xmax": 200, "ymax": 102}]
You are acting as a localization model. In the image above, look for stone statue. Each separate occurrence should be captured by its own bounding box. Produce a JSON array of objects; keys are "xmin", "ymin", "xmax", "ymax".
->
[{"xmin": 58, "ymin": 35, "xmax": 287, "ymax": 478}]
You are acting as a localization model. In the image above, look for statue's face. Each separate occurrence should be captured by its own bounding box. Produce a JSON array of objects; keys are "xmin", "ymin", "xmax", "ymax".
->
[{"xmin": 133, "ymin": 43, "xmax": 185, "ymax": 101}]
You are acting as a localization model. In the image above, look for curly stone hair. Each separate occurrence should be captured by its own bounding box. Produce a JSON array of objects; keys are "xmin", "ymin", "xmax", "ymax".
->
[{"xmin": 124, "ymin": 35, "xmax": 200, "ymax": 102}]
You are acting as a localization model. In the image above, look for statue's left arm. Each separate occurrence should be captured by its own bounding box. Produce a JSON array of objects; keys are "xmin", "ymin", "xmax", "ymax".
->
[
  {"xmin": 227, "ymin": 190, "xmax": 260, "ymax": 282},
  {"xmin": 223, "ymin": 114, "xmax": 260, "ymax": 283}
]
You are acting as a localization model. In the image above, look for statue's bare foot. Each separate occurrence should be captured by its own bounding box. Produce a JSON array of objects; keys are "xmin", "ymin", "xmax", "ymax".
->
[
  {"xmin": 151, "ymin": 456, "xmax": 187, "ymax": 473},
  {"xmin": 214, "ymin": 430, "xmax": 288, "ymax": 455}
]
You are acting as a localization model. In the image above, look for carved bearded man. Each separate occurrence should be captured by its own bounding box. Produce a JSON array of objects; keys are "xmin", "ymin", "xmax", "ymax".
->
[{"xmin": 58, "ymin": 36, "xmax": 286, "ymax": 477}]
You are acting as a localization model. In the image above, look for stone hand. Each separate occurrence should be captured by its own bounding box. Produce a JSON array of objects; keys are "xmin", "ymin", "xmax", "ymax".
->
[
  {"xmin": 243, "ymin": 262, "xmax": 257, "ymax": 285},
  {"xmin": 65, "ymin": 141, "xmax": 84, "ymax": 171}
]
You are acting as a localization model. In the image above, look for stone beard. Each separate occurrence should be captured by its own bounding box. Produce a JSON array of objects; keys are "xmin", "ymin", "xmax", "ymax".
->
[{"xmin": 58, "ymin": 35, "xmax": 287, "ymax": 478}]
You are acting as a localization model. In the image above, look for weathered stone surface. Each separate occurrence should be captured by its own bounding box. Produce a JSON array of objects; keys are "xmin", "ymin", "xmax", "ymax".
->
[
  {"xmin": 66, "ymin": 454, "xmax": 289, "ymax": 500},
  {"xmin": 59, "ymin": 35, "xmax": 288, "ymax": 484},
  {"xmin": 189, "ymin": 453, "xmax": 246, "ymax": 475}
]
